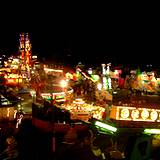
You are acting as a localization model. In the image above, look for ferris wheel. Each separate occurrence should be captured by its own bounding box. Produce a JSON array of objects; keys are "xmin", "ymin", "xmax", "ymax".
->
[{"xmin": 19, "ymin": 33, "xmax": 32, "ymax": 78}]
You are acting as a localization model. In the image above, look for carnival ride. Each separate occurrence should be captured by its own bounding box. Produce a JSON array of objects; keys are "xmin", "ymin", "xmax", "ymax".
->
[
  {"xmin": 19, "ymin": 33, "xmax": 32, "ymax": 78},
  {"xmin": 61, "ymin": 98, "xmax": 106, "ymax": 122},
  {"xmin": 32, "ymin": 66, "xmax": 74, "ymax": 103}
]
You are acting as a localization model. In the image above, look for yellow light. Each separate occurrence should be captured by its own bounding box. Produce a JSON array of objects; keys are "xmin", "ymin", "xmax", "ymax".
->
[
  {"xmin": 150, "ymin": 111, "xmax": 158, "ymax": 121},
  {"xmin": 7, "ymin": 108, "xmax": 10, "ymax": 117},
  {"xmin": 7, "ymin": 79, "xmax": 15, "ymax": 83},
  {"xmin": 44, "ymin": 68, "xmax": 63, "ymax": 73},
  {"xmin": 120, "ymin": 108, "xmax": 129, "ymax": 119},
  {"xmin": 112, "ymin": 106, "xmax": 160, "ymax": 122},
  {"xmin": 41, "ymin": 93, "xmax": 51, "ymax": 96},
  {"xmin": 141, "ymin": 109, "xmax": 149, "ymax": 120},
  {"xmin": 131, "ymin": 109, "xmax": 139, "ymax": 119}
]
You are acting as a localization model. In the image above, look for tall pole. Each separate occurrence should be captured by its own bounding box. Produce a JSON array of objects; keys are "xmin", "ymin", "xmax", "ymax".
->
[
  {"xmin": 52, "ymin": 95, "xmax": 56, "ymax": 154},
  {"xmin": 107, "ymin": 63, "xmax": 112, "ymax": 90}
]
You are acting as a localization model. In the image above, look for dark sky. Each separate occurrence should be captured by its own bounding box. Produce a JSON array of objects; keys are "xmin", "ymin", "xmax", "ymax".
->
[{"xmin": 0, "ymin": 5, "xmax": 159, "ymax": 67}]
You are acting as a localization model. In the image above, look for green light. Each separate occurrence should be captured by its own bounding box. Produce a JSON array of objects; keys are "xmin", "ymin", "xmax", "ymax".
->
[
  {"xmin": 56, "ymin": 95, "xmax": 65, "ymax": 99},
  {"xmin": 144, "ymin": 128, "xmax": 160, "ymax": 134},
  {"xmin": 95, "ymin": 121, "xmax": 117, "ymax": 132},
  {"xmin": 91, "ymin": 75, "xmax": 100, "ymax": 81},
  {"xmin": 47, "ymin": 97, "xmax": 52, "ymax": 100}
]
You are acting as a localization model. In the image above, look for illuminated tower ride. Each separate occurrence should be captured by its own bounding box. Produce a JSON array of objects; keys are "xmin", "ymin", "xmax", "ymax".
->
[{"xmin": 19, "ymin": 33, "xmax": 32, "ymax": 78}]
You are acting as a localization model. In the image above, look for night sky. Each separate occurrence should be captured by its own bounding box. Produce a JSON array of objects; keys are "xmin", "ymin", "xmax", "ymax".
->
[{"xmin": 0, "ymin": 6, "xmax": 159, "ymax": 68}]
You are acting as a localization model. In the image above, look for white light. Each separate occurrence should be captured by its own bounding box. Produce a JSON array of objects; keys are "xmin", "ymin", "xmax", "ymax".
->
[
  {"xmin": 103, "ymin": 77, "xmax": 107, "ymax": 90},
  {"xmin": 88, "ymin": 68, "xmax": 92, "ymax": 74},
  {"xmin": 14, "ymin": 110, "xmax": 17, "ymax": 119},
  {"xmin": 60, "ymin": 80, "xmax": 68, "ymax": 88},
  {"xmin": 108, "ymin": 77, "xmax": 112, "ymax": 89},
  {"xmin": 97, "ymin": 83, "xmax": 102, "ymax": 90},
  {"xmin": 101, "ymin": 64, "xmax": 106, "ymax": 75}
]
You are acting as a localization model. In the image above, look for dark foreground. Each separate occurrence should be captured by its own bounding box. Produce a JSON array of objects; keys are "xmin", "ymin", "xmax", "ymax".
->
[{"xmin": 1, "ymin": 118, "xmax": 160, "ymax": 160}]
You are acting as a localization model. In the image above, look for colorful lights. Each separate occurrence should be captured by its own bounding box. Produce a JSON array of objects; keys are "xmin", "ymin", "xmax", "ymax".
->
[
  {"xmin": 76, "ymin": 67, "xmax": 97, "ymax": 82},
  {"xmin": 41, "ymin": 88, "xmax": 73, "ymax": 101},
  {"xmin": 41, "ymin": 93, "xmax": 52, "ymax": 100},
  {"xmin": 4, "ymin": 73, "xmax": 22, "ymax": 79},
  {"xmin": 61, "ymin": 99, "xmax": 105, "ymax": 121},
  {"xmin": 44, "ymin": 68, "xmax": 63, "ymax": 73}
]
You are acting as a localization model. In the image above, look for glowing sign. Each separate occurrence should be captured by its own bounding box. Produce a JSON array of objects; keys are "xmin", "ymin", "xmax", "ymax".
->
[{"xmin": 110, "ymin": 106, "xmax": 160, "ymax": 122}]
